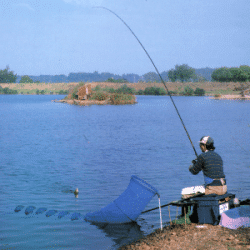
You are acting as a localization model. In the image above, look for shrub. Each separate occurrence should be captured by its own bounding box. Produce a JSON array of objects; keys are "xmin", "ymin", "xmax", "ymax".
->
[
  {"xmin": 116, "ymin": 85, "xmax": 135, "ymax": 94},
  {"xmin": 194, "ymin": 88, "xmax": 205, "ymax": 96},
  {"xmin": 20, "ymin": 75, "xmax": 33, "ymax": 83},
  {"xmin": 90, "ymin": 91, "xmax": 109, "ymax": 101},
  {"xmin": 103, "ymin": 87, "xmax": 116, "ymax": 93},
  {"xmin": 109, "ymin": 93, "xmax": 136, "ymax": 105},
  {"xmin": 0, "ymin": 87, "xmax": 18, "ymax": 94},
  {"xmin": 144, "ymin": 87, "xmax": 166, "ymax": 95},
  {"xmin": 137, "ymin": 89, "xmax": 144, "ymax": 95},
  {"xmin": 181, "ymin": 86, "xmax": 194, "ymax": 96},
  {"xmin": 93, "ymin": 85, "xmax": 101, "ymax": 91},
  {"xmin": 58, "ymin": 90, "xmax": 68, "ymax": 95}
]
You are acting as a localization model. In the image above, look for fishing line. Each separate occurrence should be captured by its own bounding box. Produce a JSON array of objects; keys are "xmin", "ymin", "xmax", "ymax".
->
[{"xmin": 95, "ymin": 7, "xmax": 198, "ymax": 157}]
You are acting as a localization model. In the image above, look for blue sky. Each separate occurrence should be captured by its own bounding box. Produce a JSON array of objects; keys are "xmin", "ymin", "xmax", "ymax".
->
[{"xmin": 1, "ymin": 0, "xmax": 249, "ymax": 76}]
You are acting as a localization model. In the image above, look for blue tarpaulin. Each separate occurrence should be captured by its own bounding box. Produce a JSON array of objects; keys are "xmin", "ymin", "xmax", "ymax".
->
[{"xmin": 84, "ymin": 175, "xmax": 159, "ymax": 224}]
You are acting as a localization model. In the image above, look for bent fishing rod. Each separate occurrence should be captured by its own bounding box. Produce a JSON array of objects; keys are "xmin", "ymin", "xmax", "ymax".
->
[{"xmin": 95, "ymin": 7, "xmax": 198, "ymax": 157}]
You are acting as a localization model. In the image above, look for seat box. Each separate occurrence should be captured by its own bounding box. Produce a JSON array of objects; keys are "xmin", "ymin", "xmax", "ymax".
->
[{"xmin": 191, "ymin": 193, "xmax": 235, "ymax": 225}]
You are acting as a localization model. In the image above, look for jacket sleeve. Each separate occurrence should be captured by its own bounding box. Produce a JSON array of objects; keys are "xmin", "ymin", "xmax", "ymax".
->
[{"xmin": 189, "ymin": 155, "xmax": 203, "ymax": 175}]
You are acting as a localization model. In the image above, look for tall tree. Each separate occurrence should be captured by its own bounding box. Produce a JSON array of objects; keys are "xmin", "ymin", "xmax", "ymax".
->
[
  {"xmin": 168, "ymin": 64, "xmax": 196, "ymax": 82},
  {"xmin": 20, "ymin": 75, "xmax": 34, "ymax": 83},
  {"xmin": 143, "ymin": 72, "xmax": 160, "ymax": 82},
  {"xmin": 212, "ymin": 66, "xmax": 250, "ymax": 82},
  {"xmin": 0, "ymin": 66, "xmax": 17, "ymax": 83}
]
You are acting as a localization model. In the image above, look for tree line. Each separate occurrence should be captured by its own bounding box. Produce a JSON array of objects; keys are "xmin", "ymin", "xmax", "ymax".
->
[
  {"xmin": 211, "ymin": 66, "xmax": 250, "ymax": 82},
  {"xmin": 1, "ymin": 65, "xmax": 250, "ymax": 84}
]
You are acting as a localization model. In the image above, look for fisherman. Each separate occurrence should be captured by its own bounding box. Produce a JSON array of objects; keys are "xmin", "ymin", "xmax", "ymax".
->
[{"xmin": 189, "ymin": 136, "xmax": 227, "ymax": 195}]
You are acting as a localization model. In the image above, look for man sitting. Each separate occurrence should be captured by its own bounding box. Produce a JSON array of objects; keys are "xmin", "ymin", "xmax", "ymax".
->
[{"xmin": 189, "ymin": 136, "xmax": 227, "ymax": 195}]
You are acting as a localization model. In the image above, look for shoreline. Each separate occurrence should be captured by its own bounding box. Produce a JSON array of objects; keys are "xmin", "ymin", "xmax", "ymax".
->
[
  {"xmin": 120, "ymin": 223, "xmax": 250, "ymax": 249},
  {"xmin": 53, "ymin": 99, "xmax": 110, "ymax": 106},
  {"xmin": 211, "ymin": 94, "xmax": 250, "ymax": 100},
  {"xmin": 1, "ymin": 81, "xmax": 250, "ymax": 96}
]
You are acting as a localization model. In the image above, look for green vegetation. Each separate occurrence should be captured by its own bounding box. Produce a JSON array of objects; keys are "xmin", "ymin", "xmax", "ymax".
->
[
  {"xmin": 143, "ymin": 72, "xmax": 160, "ymax": 83},
  {"xmin": 109, "ymin": 93, "xmax": 136, "ymax": 105},
  {"xmin": 194, "ymin": 88, "xmax": 205, "ymax": 96},
  {"xmin": 180, "ymin": 86, "xmax": 194, "ymax": 96},
  {"xmin": 20, "ymin": 75, "xmax": 34, "ymax": 83},
  {"xmin": 93, "ymin": 84, "xmax": 136, "ymax": 95},
  {"xmin": 58, "ymin": 90, "xmax": 69, "ymax": 95},
  {"xmin": 179, "ymin": 86, "xmax": 205, "ymax": 96},
  {"xmin": 35, "ymin": 89, "xmax": 46, "ymax": 95},
  {"xmin": 90, "ymin": 91, "xmax": 109, "ymax": 101},
  {"xmin": 211, "ymin": 66, "xmax": 250, "ymax": 82},
  {"xmin": 168, "ymin": 64, "xmax": 196, "ymax": 82},
  {"xmin": 0, "ymin": 66, "xmax": 17, "ymax": 83},
  {"xmin": 143, "ymin": 87, "xmax": 166, "ymax": 95},
  {"xmin": 105, "ymin": 78, "xmax": 128, "ymax": 83},
  {"xmin": 0, "ymin": 86, "xmax": 18, "ymax": 94},
  {"xmin": 93, "ymin": 84, "xmax": 205, "ymax": 96},
  {"xmin": 65, "ymin": 84, "xmax": 136, "ymax": 105}
]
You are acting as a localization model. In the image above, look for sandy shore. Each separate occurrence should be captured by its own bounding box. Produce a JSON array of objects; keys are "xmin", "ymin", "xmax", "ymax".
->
[
  {"xmin": 120, "ymin": 224, "xmax": 250, "ymax": 250},
  {"xmin": 53, "ymin": 99, "xmax": 110, "ymax": 106},
  {"xmin": 211, "ymin": 94, "xmax": 250, "ymax": 100}
]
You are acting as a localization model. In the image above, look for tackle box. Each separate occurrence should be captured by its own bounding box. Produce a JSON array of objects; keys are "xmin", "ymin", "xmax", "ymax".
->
[{"xmin": 190, "ymin": 193, "xmax": 235, "ymax": 225}]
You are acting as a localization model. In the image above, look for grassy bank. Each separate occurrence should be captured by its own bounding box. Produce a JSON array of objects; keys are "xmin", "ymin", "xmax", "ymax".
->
[{"xmin": 0, "ymin": 81, "xmax": 249, "ymax": 96}]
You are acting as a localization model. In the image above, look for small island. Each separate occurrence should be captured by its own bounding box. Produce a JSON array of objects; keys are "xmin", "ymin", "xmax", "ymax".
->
[{"xmin": 55, "ymin": 82, "xmax": 137, "ymax": 106}]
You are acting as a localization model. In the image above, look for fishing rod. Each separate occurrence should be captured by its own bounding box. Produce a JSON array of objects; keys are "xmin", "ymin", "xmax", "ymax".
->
[
  {"xmin": 95, "ymin": 7, "xmax": 198, "ymax": 157},
  {"xmin": 141, "ymin": 201, "xmax": 172, "ymax": 214}
]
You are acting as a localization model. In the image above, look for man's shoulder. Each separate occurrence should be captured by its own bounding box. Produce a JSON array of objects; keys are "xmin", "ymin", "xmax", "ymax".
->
[{"xmin": 205, "ymin": 150, "xmax": 222, "ymax": 159}]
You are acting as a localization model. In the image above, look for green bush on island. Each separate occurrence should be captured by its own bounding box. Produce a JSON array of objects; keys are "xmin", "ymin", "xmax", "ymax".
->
[
  {"xmin": 90, "ymin": 91, "xmax": 109, "ymax": 101},
  {"xmin": 116, "ymin": 85, "xmax": 135, "ymax": 94},
  {"xmin": 103, "ymin": 87, "xmax": 116, "ymax": 93},
  {"xmin": 109, "ymin": 93, "xmax": 136, "ymax": 105}
]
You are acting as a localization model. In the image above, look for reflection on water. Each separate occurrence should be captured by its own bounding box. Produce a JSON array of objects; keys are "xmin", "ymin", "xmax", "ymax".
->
[{"xmin": 91, "ymin": 222, "xmax": 144, "ymax": 248}]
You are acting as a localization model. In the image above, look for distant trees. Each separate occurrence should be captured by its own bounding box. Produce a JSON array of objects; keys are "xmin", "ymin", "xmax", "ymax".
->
[
  {"xmin": 0, "ymin": 66, "xmax": 17, "ymax": 83},
  {"xmin": 211, "ymin": 66, "xmax": 250, "ymax": 82},
  {"xmin": 20, "ymin": 75, "xmax": 33, "ymax": 83},
  {"xmin": 143, "ymin": 72, "xmax": 160, "ymax": 82},
  {"xmin": 105, "ymin": 78, "xmax": 128, "ymax": 83},
  {"xmin": 168, "ymin": 64, "xmax": 196, "ymax": 82}
]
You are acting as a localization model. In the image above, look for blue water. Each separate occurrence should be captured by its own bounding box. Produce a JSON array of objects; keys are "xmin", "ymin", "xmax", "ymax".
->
[{"xmin": 0, "ymin": 95, "xmax": 249, "ymax": 249}]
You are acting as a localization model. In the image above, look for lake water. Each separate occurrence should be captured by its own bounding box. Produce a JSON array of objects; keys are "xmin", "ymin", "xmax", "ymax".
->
[{"xmin": 0, "ymin": 95, "xmax": 249, "ymax": 249}]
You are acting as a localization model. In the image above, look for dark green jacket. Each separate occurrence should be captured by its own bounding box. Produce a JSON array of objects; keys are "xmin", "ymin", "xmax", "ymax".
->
[{"xmin": 189, "ymin": 150, "xmax": 226, "ymax": 186}]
